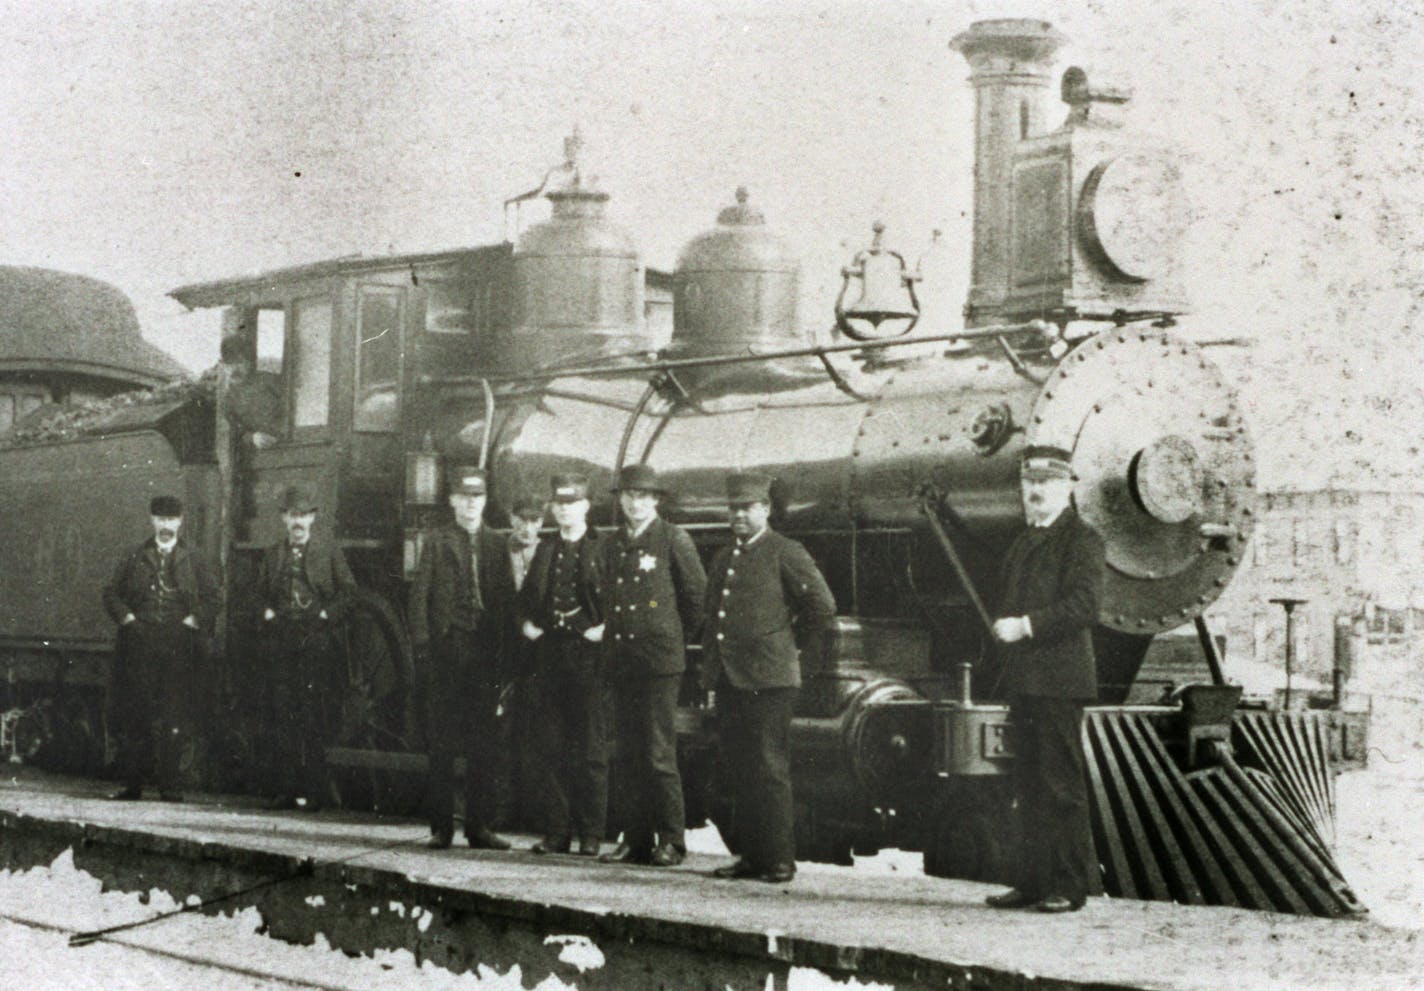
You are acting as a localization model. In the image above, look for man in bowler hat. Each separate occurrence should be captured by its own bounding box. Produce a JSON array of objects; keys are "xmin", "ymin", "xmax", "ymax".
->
[
  {"xmin": 600, "ymin": 464, "xmax": 706, "ymax": 868},
  {"xmin": 985, "ymin": 445, "xmax": 1105, "ymax": 914},
  {"xmin": 515, "ymin": 473, "xmax": 608, "ymax": 856},
  {"xmin": 703, "ymin": 473, "xmax": 835, "ymax": 884},
  {"xmin": 103, "ymin": 495, "xmax": 215, "ymax": 801},
  {"xmin": 256, "ymin": 483, "xmax": 357, "ymax": 810},
  {"xmin": 409, "ymin": 467, "xmax": 513, "ymax": 850}
]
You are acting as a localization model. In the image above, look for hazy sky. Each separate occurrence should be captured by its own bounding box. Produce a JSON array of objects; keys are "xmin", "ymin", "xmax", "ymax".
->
[{"xmin": 3, "ymin": 0, "xmax": 1423, "ymax": 410}]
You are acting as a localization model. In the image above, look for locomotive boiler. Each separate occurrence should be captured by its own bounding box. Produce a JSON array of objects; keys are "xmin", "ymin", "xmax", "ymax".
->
[{"xmin": 0, "ymin": 18, "xmax": 1362, "ymax": 918}]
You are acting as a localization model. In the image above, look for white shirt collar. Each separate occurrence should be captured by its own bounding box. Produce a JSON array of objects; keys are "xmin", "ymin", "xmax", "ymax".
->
[
  {"xmin": 739, "ymin": 525, "xmax": 769, "ymax": 547},
  {"xmin": 1029, "ymin": 505, "xmax": 1068, "ymax": 529},
  {"xmin": 560, "ymin": 523, "xmax": 587, "ymax": 544},
  {"xmin": 626, "ymin": 516, "xmax": 656, "ymax": 540}
]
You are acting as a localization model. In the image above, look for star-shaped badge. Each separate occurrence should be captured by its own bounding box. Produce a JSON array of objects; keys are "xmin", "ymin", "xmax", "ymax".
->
[{"xmin": 638, "ymin": 553, "xmax": 658, "ymax": 572}]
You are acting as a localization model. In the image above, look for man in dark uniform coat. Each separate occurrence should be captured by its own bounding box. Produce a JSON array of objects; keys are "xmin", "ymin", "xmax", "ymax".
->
[
  {"xmin": 515, "ymin": 473, "xmax": 608, "ymax": 856},
  {"xmin": 702, "ymin": 473, "xmax": 836, "ymax": 884},
  {"xmin": 493, "ymin": 494, "xmax": 547, "ymax": 830},
  {"xmin": 600, "ymin": 464, "xmax": 707, "ymax": 868},
  {"xmin": 986, "ymin": 445, "xmax": 1106, "ymax": 914},
  {"xmin": 256, "ymin": 484, "xmax": 357, "ymax": 810},
  {"xmin": 409, "ymin": 467, "xmax": 513, "ymax": 850},
  {"xmin": 103, "ymin": 495, "xmax": 215, "ymax": 801}
]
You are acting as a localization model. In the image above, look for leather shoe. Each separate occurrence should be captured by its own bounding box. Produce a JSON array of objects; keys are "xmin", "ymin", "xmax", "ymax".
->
[
  {"xmin": 1035, "ymin": 895, "xmax": 1084, "ymax": 914},
  {"xmin": 712, "ymin": 858, "xmax": 759, "ymax": 880},
  {"xmin": 985, "ymin": 888, "xmax": 1039, "ymax": 909},
  {"xmin": 158, "ymin": 791, "xmax": 184, "ymax": 803},
  {"xmin": 649, "ymin": 842, "xmax": 685, "ymax": 867},
  {"xmin": 530, "ymin": 838, "xmax": 570, "ymax": 855},
  {"xmin": 426, "ymin": 831, "xmax": 453, "ymax": 850},
  {"xmin": 758, "ymin": 863, "xmax": 796, "ymax": 884},
  {"xmin": 599, "ymin": 841, "xmax": 651, "ymax": 865},
  {"xmin": 576, "ymin": 836, "xmax": 601, "ymax": 857},
  {"xmin": 108, "ymin": 786, "xmax": 142, "ymax": 801},
  {"xmin": 466, "ymin": 828, "xmax": 511, "ymax": 851}
]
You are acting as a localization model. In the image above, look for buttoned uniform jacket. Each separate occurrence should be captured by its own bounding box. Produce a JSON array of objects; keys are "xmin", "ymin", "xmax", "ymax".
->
[
  {"xmin": 514, "ymin": 529, "xmax": 605, "ymax": 640},
  {"xmin": 408, "ymin": 524, "xmax": 516, "ymax": 649},
  {"xmin": 602, "ymin": 517, "xmax": 707, "ymax": 678},
  {"xmin": 103, "ymin": 537, "xmax": 216, "ymax": 633},
  {"xmin": 256, "ymin": 533, "xmax": 358, "ymax": 621},
  {"xmin": 700, "ymin": 529, "xmax": 836, "ymax": 690},
  {"xmin": 994, "ymin": 506, "xmax": 1106, "ymax": 702}
]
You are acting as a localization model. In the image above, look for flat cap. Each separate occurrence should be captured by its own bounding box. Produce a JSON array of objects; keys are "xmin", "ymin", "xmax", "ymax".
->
[
  {"xmin": 725, "ymin": 472, "xmax": 774, "ymax": 504},
  {"xmin": 448, "ymin": 467, "xmax": 487, "ymax": 497},
  {"xmin": 611, "ymin": 463, "xmax": 668, "ymax": 494},
  {"xmin": 550, "ymin": 473, "xmax": 590, "ymax": 503},
  {"xmin": 1021, "ymin": 445, "xmax": 1075, "ymax": 480}
]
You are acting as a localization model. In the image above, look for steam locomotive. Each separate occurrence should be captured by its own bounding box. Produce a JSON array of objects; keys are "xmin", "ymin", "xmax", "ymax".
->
[{"xmin": 0, "ymin": 19, "xmax": 1363, "ymax": 917}]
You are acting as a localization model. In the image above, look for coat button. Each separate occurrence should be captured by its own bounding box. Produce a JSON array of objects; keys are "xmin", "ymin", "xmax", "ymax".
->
[
  {"xmin": 614, "ymin": 605, "xmax": 622, "ymax": 612},
  {"xmin": 629, "ymin": 634, "xmax": 635, "ymax": 641},
  {"xmin": 716, "ymin": 633, "xmax": 725, "ymax": 641},
  {"xmin": 726, "ymin": 569, "xmax": 735, "ymax": 577},
  {"xmin": 629, "ymin": 605, "xmax": 636, "ymax": 611},
  {"xmin": 718, "ymin": 610, "xmax": 726, "ymax": 618},
  {"xmin": 722, "ymin": 588, "xmax": 730, "ymax": 596},
  {"xmin": 617, "ymin": 578, "xmax": 624, "ymax": 584}
]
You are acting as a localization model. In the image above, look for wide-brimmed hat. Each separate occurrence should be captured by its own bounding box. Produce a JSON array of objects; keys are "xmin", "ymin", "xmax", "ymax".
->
[
  {"xmin": 1020, "ymin": 445, "xmax": 1075, "ymax": 481},
  {"xmin": 550, "ymin": 473, "xmax": 591, "ymax": 503},
  {"xmin": 448, "ymin": 467, "xmax": 487, "ymax": 497},
  {"xmin": 279, "ymin": 484, "xmax": 320, "ymax": 513},
  {"xmin": 611, "ymin": 463, "xmax": 668, "ymax": 494},
  {"xmin": 725, "ymin": 472, "xmax": 773, "ymax": 505}
]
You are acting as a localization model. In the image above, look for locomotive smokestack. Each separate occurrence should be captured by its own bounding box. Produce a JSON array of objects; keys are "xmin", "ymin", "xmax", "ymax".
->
[{"xmin": 950, "ymin": 19, "xmax": 1066, "ymax": 327}]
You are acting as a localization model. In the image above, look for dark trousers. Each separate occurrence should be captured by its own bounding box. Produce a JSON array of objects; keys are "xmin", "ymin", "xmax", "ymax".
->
[
  {"xmin": 269, "ymin": 614, "xmax": 331, "ymax": 800},
  {"xmin": 608, "ymin": 674, "xmax": 685, "ymax": 851},
  {"xmin": 1010, "ymin": 695, "xmax": 1095, "ymax": 903},
  {"xmin": 718, "ymin": 684, "xmax": 797, "ymax": 870},
  {"xmin": 112, "ymin": 621, "xmax": 194, "ymax": 792},
  {"xmin": 427, "ymin": 627, "xmax": 502, "ymax": 838},
  {"xmin": 529, "ymin": 637, "xmax": 609, "ymax": 843}
]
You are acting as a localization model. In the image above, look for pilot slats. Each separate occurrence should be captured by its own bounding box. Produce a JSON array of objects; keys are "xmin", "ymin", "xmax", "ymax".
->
[
  {"xmin": 1082, "ymin": 710, "xmax": 1365, "ymax": 918},
  {"xmin": 1233, "ymin": 710, "xmax": 1336, "ymax": 848}
]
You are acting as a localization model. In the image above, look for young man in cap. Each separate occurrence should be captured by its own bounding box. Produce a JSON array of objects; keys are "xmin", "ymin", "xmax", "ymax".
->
[
  {"xmin": 409, "ymin": 467, "xmax": 513, "ymax": 850},
  {"xmin": 102, "ymin": 495, "xmax": 215, "ymax": 801},
  {"xmin": 515, "ymin": 473, "xmax": 608, "ymax": 856},
  {"xmin": 702, "ymin": 473, "xmax": 835, "ymax": 884},
  {"xmin": 985, "ymin": 445, "xmax": 1105, "ymax": 914},
  {"xmin": 496, "ymin": 494, "xmax": 548, "ymax": 829},
  {"xmin": 600, "ymin": 464, "xmax": 706, "ymax": 868},
  {"xmin": 256, "ymin": 483, "xmax": 357, "ymax": 810},
  {"xmin": 218, "ymin": 332, "xmax": 285, "ymax": 450}
]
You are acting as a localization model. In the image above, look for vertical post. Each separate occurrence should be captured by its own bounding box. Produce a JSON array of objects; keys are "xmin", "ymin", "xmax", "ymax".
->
[{"xmin": 1269, "ymin": 597, "xmax": 1307, "ymax": 710}]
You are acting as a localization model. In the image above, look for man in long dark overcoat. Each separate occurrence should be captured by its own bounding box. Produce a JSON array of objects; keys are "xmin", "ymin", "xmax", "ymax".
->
[
  {"xmin": 409, "ymin": 467, "xmax": 513, "ymax": 850},
  {"xmin": 515, "ymin": 473, "xmax": 608, "ymax": 856},
  {"xmin": 986, "ymin": 445, "xmax": 1106, "ymax": 913},
  {"xmin": 702, "ymin": 473, "xmax": 836, "ymax": 884},
  {"xmin": 103, "ymin": 495, "xmax": 215, "ymax": 801},
  {"xmin": 256, "ymin": 483, "xmax": 357, "ymax": 810},
  {"xmin": 599, "ymin": 463, "xmax": 706, "ymax": 868}
]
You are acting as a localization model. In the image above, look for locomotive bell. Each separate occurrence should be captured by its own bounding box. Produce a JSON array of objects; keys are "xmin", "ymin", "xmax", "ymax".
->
[
  {"xmin": 835, "ymin": 222, "xmax": 920, "ymax": 341},
  {"xmin": 672, "ymin": 187, "xmax": 800, "ymax": 356}
]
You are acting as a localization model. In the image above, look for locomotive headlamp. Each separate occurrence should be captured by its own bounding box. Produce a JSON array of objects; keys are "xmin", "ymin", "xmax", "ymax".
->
[
  {"xmin": 405, "ymin": 435, "xmax": 440, "ymax": 506},
  {"xmin": 835, "ymin": 222, "xmax": 920, "ymax": 341}
]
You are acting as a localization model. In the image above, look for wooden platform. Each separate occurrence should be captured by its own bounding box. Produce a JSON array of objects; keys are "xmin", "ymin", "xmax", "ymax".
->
[{"xmin": 0, "ymin": 769, "xmax": 1417, "ymax": 990}]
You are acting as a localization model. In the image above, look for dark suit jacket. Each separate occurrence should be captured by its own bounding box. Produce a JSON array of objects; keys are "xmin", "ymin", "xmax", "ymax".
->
[
  {"xmin": 256, "ymin": 534, "xmax": 357, "ymax": 621},
  {"xmin": 995, "ymin": 506, "xmax": 1105, "ymax": 701},
  {"xmin": 102, "ymin": 537, "xmax": 216, "ymax": 632},
  {"xmin": 700, "ymin": 529, "xmax": 836, "ymax": 690},
  {"xmin": 515, "ymin": 529, "xmax": 605, "ymax": 636},
  {"xmin": 603, "ymin": 517, "xmax": 707, "ymax": 678},
  {"xmin": 408, "ymin": 524, "xmax": 515, "ymax": 646}
]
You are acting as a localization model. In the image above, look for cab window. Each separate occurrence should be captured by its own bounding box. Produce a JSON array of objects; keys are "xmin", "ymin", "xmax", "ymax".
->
[
  {"xmin": 355, "ymin": 287, "xmax": 401, "ymax": 432},
  {"xmin": 291, "ymin": 296, "xmax": 332, "ymax": 430}
]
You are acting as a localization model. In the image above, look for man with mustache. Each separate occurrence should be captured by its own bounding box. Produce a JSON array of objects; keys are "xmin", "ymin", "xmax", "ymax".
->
[
  {"xmin": 985, "ymin": 445, "xmax": 1105, "ymax": 914},
  {"xmin": 257, "ymin": 484, "xmax": 357, "ymax": 811},
  {"xmin": 103, "ymin": 495, "xmax": 215, "ymax": 802}
]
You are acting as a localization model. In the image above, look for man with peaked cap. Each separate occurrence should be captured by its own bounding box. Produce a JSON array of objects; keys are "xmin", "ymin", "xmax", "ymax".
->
[
  {"xmin": 494, "ymin": 493, "xmax": 548, "ymax": 830},
  {"xmin": 702, "ymin": 473, "xmax": 835, "ymax": 884},
  {"xmin": 515, "ymin": 473, "xmax": 608, "ymax": 856},
  {"xmin": 218, "ymin": 332, "xmax": 285, "ymax": 450},
  {"xmin": 103, "ymin": 495, "xmax": 216, "ymax": 801},
  {"xmin": 985, "ymin": 445, "xmax": 1105, "ymax": 914},
  {"xmin": 409, "ymin": 467, "xmax": 513, "ymax": 850},
  {"xmin": 599, "ymin": 464, "xmax": 706, "ymax": 868},
  {"xmin": 256, "ymin": 483, "xmax": 358, "ymax": 811}
]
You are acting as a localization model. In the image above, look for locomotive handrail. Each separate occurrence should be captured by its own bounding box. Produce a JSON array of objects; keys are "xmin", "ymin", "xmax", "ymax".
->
[{"xmin": 418, "ymin": 319, "xmax": 1057, "ymax": 388}]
